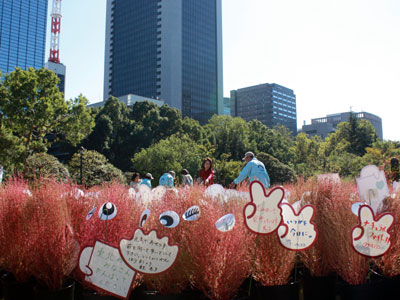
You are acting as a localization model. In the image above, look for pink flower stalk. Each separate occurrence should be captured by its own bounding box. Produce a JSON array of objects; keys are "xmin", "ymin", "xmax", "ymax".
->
[
  {"xmin": 0, "ymin": 178, "xmax": 80, "ymax": 290},
  {"xmin": 68, "ymin": 183, "xmax": 144, "ymax": 294},
  {"xmin": 317, "ymin": 181, "xmax": 370, "ymax": 285},
  {"xmin": 183, "ymin": 186, "xmax": 254, "ymax": 300},
  {"xmin": 287, "ymin": 178, "xmax": 335, "ymax": 277},
  {"xmin": 377, "ymin": 189, "xmax": 400, "ymax": 277}
]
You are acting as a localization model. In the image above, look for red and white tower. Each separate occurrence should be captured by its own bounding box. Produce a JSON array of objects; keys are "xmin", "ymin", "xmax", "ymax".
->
[
  {"xmin": 48, "ymin": 0, "xmax": 62, "ymax": 63},
  {"xmin": 45, "ymin": 0, "xmax": 66, "ymax": 94}
]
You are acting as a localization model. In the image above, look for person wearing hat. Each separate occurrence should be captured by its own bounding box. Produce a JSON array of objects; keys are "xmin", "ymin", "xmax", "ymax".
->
[
  {"xmin": 159, "ymin": 171, "xmax": 175, "ymax": 188},
  {"xmin": 140, "ymin": 173, "xmax": 154, "ymax": 189},
  {"xmin": 229, "ymin": 152, "xmax": 270, "ymax": 189}
]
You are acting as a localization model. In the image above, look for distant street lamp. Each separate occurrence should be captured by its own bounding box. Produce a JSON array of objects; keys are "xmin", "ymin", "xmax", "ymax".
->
[{"xmin": 80, "ymin": 146, "xmax": 85, "ymax": 185}]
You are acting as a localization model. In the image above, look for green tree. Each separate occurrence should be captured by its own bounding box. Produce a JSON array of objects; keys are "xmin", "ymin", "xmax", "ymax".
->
[
  {"xmin": 256, "ymin": 152, "xmax": 296, "ymax": 185},
  {"xmin": 0, "ymin": 68, "xmax": 94, "ymax": 169},
  {"xmin": 68, "ymin": 150, "xmax": 125, "ymax": 187},
  {"xmin": 213, "ymin": 153, "xmax": 244, "ymax": 186},
  {"xmin": 325, "ymin": 151, "xmax": 363, "ymax": 177},
  {"xmin": 85, "ymin": 96, "xmax": 133, "ymax": 170},
  {"xmin": 24, "ymin": 153, "xmax": 69, "ymax": 181},
  {"xmin": 291, "ymin": 133, "xmax": 323, "ymax": 177},
  {"xmin": 205, "ymin": 115, "xmax": 250, "ymax": 161},
  {"xmin": 131, "ymin": 134, "xmax": 209, "ymax": 185},
  {"xmin": 324, "ymin": 115, "xmax": 376, "ymax": 157}
]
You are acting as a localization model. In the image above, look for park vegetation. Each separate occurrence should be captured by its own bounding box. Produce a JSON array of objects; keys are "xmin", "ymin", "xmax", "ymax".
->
[{"xmin": 0, "ymin": 67, "xmax": 399, "ymax": 185}]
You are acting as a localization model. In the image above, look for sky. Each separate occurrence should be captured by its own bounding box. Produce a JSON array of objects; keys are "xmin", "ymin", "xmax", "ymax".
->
[{"xmin": 46, "ymin": 0, "xmax": 400, "ymax": 141}]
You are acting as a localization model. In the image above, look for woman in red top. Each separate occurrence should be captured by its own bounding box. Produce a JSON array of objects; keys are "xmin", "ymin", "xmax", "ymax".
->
[{"xmin": 198, "ymin": 157, "xmax": 214, "ymax": 186}]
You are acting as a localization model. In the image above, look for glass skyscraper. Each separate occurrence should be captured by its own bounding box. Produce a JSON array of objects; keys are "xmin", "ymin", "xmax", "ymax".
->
[
  {"xmin": 231, "ymin": 83, "xmax": 297, "ymax": 134},
  {"xmin": 0, "ymin": 0, "xmax": 48, "ymax": 74},
  {"xmin": 104, "ymin": 0, "xmax": 223, "ymax": 124}
]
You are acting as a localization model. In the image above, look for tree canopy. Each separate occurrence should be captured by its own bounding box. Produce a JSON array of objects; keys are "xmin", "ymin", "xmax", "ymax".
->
[{"xmin": 0, "ymin": 68, "xmax": 94, "ymax": 172}]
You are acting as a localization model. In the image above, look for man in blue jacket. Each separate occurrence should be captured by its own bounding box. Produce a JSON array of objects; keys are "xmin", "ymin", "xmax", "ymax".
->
[
  {"xmin": 159, "ymin": 171, "xmax": 175, "ymax": 188},
  {"xmin": 230, "ymin": 152, "xmax": 270, "ymax": 189}
]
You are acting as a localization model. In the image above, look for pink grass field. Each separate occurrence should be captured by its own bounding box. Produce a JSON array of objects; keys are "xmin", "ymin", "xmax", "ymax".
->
[{"xmin": 1, "ymin": 178, "xmax": 400, "ymax": 296}]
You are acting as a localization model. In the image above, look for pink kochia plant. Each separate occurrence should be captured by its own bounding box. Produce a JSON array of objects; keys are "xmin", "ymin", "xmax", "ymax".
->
[
  {"xmin": 0, "ymin": 179, "xmax": 80, "ymax": 290},
  {"xmin": 139, "ymin": 187, "xmax": 197, "ymax": 295},
  {"xmin": 67, "ymin": 183, "xmax": 144, "ymax": 293},
  {"xmin": 286, "ymin": 179, "xmax": 335, "ymax": 277},
  {"xmin": 0, "ymin": 178, "xmax": 36, "ymax": 283},
  {"xmin": 318, "ymin": 181, "xmax": 370, "ymax": 284},
  {"xmin": 377, "ymin": 188, "xmax": 400, "ymax": 277},
  {"xmin": 184, "ymin": 186, "xmax": 254, "ymax": 300}
]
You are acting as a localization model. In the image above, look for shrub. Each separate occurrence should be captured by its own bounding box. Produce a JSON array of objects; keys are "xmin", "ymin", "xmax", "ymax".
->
[
  {"xmin": 24, "ymin": 152, "xmax": 69, "ymax": 181},
  {"xmin": 68, "ymin": 149, "xmax": 125, "ymax": 187},
  {"xmin": 256, "ymin": 152, "xmax": 296, "ymax": 185}
]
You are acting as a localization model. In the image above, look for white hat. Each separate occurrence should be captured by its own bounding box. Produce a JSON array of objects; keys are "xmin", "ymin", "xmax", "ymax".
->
[{"xmin": 242, "ymin": 151, "xmax": 255, "ymax": 160}]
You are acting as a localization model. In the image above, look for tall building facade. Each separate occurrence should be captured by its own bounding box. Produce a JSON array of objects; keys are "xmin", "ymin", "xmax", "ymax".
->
[
  {"xmin": 0, "ymin": 0, "xmax": 48, "ymax": 74},
  {"xmin": 231, "ymin": 83, "xmax": 297, "ymax": 134},
  {"xmin": 104, "ymin": 0, "xmax": 223, "ymax": 124},
  {"xmin": 302, "ymin": 112, "xmax": 383, "ymax": 140}
]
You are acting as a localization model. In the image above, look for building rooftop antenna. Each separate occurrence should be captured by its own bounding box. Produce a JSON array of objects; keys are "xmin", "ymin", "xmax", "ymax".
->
[{"xmin": 48, "ymin": 0, "xmax": 62, "ymax": 63}]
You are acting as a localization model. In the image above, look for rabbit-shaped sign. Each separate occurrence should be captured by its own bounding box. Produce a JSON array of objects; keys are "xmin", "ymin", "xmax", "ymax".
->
[
  {"xmin": 277, "ymin": 203, "xmax": 318, "ymax": 251},
  {"xmin": 351, "ymin": 205, "xmax": 394, "ymax": 258},
  {"xmin": 244, "ymin": 181, "xmax": 284, "ymax": 234},
  {"xmin": 356, "ymin": 165, "xmax": 389, "ymax": 212},
  {"xmin": 79, "ymin": 241, "xmax": 136, "ymax": 299}
]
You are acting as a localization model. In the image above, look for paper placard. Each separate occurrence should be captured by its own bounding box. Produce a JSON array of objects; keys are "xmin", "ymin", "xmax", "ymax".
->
[
  {"xmin": 244, "ymin": 181, "xmax": 284, "ymax": 234},
  {"xmin": 152, "ymin": 185, "xmax": 166, "ymax": 201},
  {"xmin": 86, "ymin": 207, "xmax": 97, "ymax": 221},
  {"xmin": 204, "ymin": 184, "xmax": 225, "ymax": 200},
  {"xmin": 183, "ymin": 205, "xmax": 201, "ymax": 221},
  {"xmin": 215, "ymin": 213, "xmax": 235, "ymax": 232},
  {"xmin": 356, "ymin": 165, "xmax": 389, "ymax": 212},
  {"xmin": 79, "ymin": 241, "xmax": 135, "ymax": 299},
  {"xmin": 317, "ymin": 173, "xmax": 340, "ymax": 184},
  {"xmin": 278, "ymin": 203, "xmax": 318, "ymax": 251},
  {"xmin": 120, "ymin": 229, "xmax": 179, "ymax": 275},
  {"xmin": 351, "ymin": 205, "xmax": 394, "ymax": 258}
]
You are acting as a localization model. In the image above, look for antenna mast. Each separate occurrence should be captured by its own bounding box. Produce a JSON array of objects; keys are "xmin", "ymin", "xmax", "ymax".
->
[{"xmin": 48, "ymin": 0, "xmax": 62, "ymax": 63}]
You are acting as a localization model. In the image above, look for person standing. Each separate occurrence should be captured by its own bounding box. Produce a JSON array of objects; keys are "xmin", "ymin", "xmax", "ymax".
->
[
  {"xmin": 230, "ymin": 152, "xmax": 270, "ymax": 189},
  {"xmin": 129, "ymin": 172, "xmax": 142, "ymax": 191},
  {"xmin": 140, "ymin": 173, "xmax": 154, "ymax": 189},
  {"xmin": 181, "ymin": 169, "xmax": 193, "ymax": 187},
  {"xmin": 159, "ymin": 171, "xmax": 175, "ymax": 188},
  {"xmin": 198, "ymin": 157, "xmax": 214, "ymax": 186}
]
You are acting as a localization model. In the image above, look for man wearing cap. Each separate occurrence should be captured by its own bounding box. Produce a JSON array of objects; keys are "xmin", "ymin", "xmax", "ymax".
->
[
  {"xmin": 140, "ymin": 173, "xmax": 154, "ymax": 189},
  {"xmin": 230, "ymin": 152, "xmax": 270, "ymax": 189},
  {"xmin": 159, "ymin": 171, "xmax": 176, "ymax": 188}
]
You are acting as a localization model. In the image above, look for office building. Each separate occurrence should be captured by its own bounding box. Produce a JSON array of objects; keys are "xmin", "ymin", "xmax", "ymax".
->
[
  {"xmin": 0, "ymin": 0, "xmax": 48, "ymax": 74},
  {"xmin": 223, "ymin": 97, "xmax": 230, "ymax": 115},
  {"xmin": 104, "ymin": 0, "xmax": 223, "ymax": 124},
  {"xmin": 302, "ymin": 112, "xmax": 383, "ymax": 140},
  {"xmin": 231, "ymin": 83, "xmax": 297, "ymax": 133},
  {"xmin": 44, "ymin": 61, "xmax": 66, "ymax": 93},
  {"xmin": 89, "ymin": 94, "xmax": 164, "ymax": 109}
]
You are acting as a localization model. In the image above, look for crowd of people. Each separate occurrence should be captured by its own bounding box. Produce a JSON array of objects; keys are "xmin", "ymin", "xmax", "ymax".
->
[{"xmin": 129, "ymin": 151, "xmax": 271, "ymax": 191}]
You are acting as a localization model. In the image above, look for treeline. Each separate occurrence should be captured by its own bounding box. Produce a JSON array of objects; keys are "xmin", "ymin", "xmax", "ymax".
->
[{"xmin": 1, "ymin": 68, "xmax": 399, "ymax": 186}]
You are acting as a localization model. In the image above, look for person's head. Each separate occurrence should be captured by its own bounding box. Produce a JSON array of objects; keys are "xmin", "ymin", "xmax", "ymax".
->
[
  {"xmin": 201, "ymin": 157, "xmax": 213, "ymax": 171},
  {"xmin": 144, "ymin": 173, "xmax": 154, "ymax": 180},
  {"xmin": 242, "ymin": 151, "xmax": 255, "ymax": 163},
  {"xmin": 132, "ymin": 172, "xmax": 140, "ymax": 182},
  {"xmin": 181, "ymin": 169, "xmax": 189, "ymax": 175},
  {"xmin": 391, "ymin": 157, "xmax": 399, "ymax": 168},
  {"xmin": 168, "ymin": 171, "xmax": 176, "ymax": 178}
]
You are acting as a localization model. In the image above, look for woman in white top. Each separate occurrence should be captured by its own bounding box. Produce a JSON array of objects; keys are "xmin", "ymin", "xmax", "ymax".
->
[
  {"xmin": 130, "ymin": 172, "xmax": 142, "ymax": 191},
  {"xmin": 181, "ymin": 169, "xmax": 193, "ymax": 187}
]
